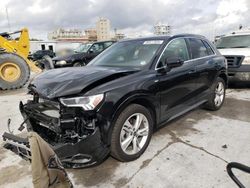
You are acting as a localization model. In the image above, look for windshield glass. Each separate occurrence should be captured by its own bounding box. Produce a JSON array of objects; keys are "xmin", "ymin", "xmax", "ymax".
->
[
  {"xmin": 216, "ymin": 35, "xmax": 250, "ymax": 48},
  {"xmin": 89, "ymin": 40, "xmax": 163, "ymax": 68},
  {"xmin": 75, "ymin": 43, "xmax": 92, "ymax": 53}
]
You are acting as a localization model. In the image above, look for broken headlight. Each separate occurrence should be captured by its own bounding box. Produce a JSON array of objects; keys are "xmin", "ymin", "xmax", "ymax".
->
[{"xmin": 60, "ymin": 94, "xmax": 104, "ymax": 110}]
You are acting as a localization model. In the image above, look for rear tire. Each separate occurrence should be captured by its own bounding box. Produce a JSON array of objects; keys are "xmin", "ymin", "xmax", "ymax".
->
[
  {"xmin": 0, "ymin": 53, "xmax": 30, "ymax": 90},
  {"xmin": 111, "ymin": 104, "xmax": 153, "ymax": 162},
  {"xmin": 204, "ymin": 77, "xmax": 226, "ymax": 111}
]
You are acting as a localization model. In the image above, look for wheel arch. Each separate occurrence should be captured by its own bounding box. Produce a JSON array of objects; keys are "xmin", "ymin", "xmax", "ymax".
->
[
  {"xmin": 218, "ymin": 71, "xmax": 228, "ymax": 88},
  {"xmin": 125, "ymin": 97, "xmax": 157, "ymax": 128},
  {"xmin": 105, "ymin": 93, "xmax": 158, "ymax": 146}
]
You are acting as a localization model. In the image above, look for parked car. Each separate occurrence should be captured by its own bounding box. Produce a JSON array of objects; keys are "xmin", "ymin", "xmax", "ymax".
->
[
  {"xmin": 3, "ymin": 35, "xmax": 227, "ymax": 168},
  {"xmin": 52, "ymin": 40, "xmax": 115, "ymax": 67},
  {"xmin": 216, "ymin": 30, "xmax": 250, "ymax": 82},
  {"xmin": 28, "ymin": 50, "xmax": 55, "ymax": 61}
]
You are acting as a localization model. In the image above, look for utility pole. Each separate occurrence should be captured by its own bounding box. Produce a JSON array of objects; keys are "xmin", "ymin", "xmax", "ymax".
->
[{"xmin": 6, "ymin": 7, "xmax": 11, "ymax": 32}]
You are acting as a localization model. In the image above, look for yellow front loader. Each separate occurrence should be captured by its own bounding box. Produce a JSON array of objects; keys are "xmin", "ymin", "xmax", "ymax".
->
[{"xmin": 0, "ymin": 28, "xmax": 41, "ymax": 90}]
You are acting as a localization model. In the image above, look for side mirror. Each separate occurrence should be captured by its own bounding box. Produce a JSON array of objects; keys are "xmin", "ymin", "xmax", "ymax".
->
[
  {"xmin": 157, "ymin": 57, "xmax": 184, "ymax": 74},
  {"xmin": 157, "ymin": 64, "xmax": 169, "ymax": 74},
  {"xmin": 166, "ymin": 57, "xmax": 184, "ymax": 69},
  {"xmin": 88, "ymin": 49, "xmax": 94, "ymax": 54}
]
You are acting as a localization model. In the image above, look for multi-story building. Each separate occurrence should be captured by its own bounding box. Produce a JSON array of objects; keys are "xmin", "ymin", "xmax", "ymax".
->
[
  {"xmin": 85, "ymin": 28, "xmax": 97, "ymax": 42},
  {"xmin": 48, "ymin": 28, "xmax": 88, "ymax": 42},
  {"xmin": 110, "ymin": 33, "xmax": 125, "ymax": 41},
  {"xmin": 48, "ymin": 18, "xmax": 125, "ymax": 42},
  {"xmin": 154, "ymin": 22, "xmax": 171, "ymax": 35},
  {"xmin": 96, "ymin": 18, "xmax": 111, "ymax": 41}
]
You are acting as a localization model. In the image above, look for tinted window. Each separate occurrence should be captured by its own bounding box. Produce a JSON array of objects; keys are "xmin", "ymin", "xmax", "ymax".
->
[
  {"xmin": 90, "ymin": 43, "xmax": 104, "ymax": 53},
  {"xmin": 202, "ymin": 40, "xmax": 214, "ymax": 55},
  {"xmin": 89, "ymin": 40, "xmax": 163, "ymax": 68},
  {"xmin": 158, "ymin": 38, "xmax": 189, "ymax": 68},
  {"xmin": 75, "ymin": 43, "xmax": 92, "ymax": 53},
  {"xmin": 188, "ymin": 38, "xmax": 209, "ymax": 59},
  {"xmin": 104, "ymin": 42, "xmax": 113, "ymax": 48}
]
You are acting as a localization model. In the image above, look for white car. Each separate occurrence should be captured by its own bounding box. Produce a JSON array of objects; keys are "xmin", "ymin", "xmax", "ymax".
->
[{"xmin": 216, "ymin": 30, "xmax": 250, "ymax": 82}]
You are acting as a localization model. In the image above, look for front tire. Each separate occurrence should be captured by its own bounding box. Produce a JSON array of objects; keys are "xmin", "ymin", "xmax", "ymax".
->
[
  {"xmin": 0, "ymin": 53, "xmax": 30, "ymax": 90},
  {"xmin": 204, "ymin": 77, "xmax": 226, "ymax": 111},
  {"xmin": 73, "ymin": 62, "xmax": 86, "ymax": 67},
  {"xmin": 111, "ymin": 104, "xmax": 153, "ymax": 162}
]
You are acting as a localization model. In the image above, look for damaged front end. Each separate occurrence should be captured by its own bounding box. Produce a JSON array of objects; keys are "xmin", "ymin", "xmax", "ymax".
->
[{"xmin": 2, "ymin": 94, "xmax": 109, "ymax": 168}]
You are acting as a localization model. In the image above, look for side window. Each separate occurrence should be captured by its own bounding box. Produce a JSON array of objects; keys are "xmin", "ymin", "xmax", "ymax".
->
[
  {"xmin": 188, "ymin": 38, "xmax": 209, "ymax": 59},
  {"xmin": 202, "ymin": 40, "xmax": 215, "ymax": 55},
  {"xmin": 103, "ymin": 42, "xmax": 113, "ymax": 49},
  {"xmin": 158, "ymin": 38, "xmax": 189, "ymax": 68},
  {"xmin": 90, "ymin": 43, "xmax": 104, "ymax": 53}
]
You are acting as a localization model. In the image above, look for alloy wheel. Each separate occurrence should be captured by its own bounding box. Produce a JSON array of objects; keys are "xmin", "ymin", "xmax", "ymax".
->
[
  {"xmin": 120, "ymin": 113, "xmax": 149, "ymax": 155},
  {"xmin": 214, "ymin": 81, "xmax": 225, "ymax": 107}
]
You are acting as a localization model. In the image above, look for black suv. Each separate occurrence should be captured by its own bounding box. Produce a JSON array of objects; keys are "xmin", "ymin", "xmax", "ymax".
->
[
  {"xmin": 3, "ymin": 35, "xmax": 227, "ymax": 168},
  {"xmin": 52, "ymin": 40, "xmax": 115, "ymax": 67},
  {"xmin": 28, "ymin": 50, "xmax": 55, "ymax": 61}
]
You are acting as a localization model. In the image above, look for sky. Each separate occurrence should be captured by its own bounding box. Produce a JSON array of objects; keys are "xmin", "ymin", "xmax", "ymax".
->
[{"xmin": 0, "ymin": 0, "xmax": 249, "ymax": 40}]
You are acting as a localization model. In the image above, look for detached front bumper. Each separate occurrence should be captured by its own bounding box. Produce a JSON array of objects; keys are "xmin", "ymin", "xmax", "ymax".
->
[
  {"xmin": 54, "ymin": 127, "xmax": 109, "ymax": 168},
  {"xmin": 228, "ymin": 65, "xmax": 250, "ymax": 82},
  {"xmin": 2, "ymin": 100, "xmax": 109, "ymax": 168},
  {"xmin": 2, "ymin": 128, "xmax": 109, "ymax": 168}
]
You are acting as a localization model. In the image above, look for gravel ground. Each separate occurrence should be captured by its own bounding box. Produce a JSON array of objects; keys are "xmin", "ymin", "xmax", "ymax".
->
[{"xmin": 0, "ymin": 87, "xmax": 250, "ymax": 188}]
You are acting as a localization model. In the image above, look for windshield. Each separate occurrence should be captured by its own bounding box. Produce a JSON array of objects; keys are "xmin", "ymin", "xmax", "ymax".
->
[
  {"xmin": 75, "ymin": 43, "xmax": 92, "ymax": 53},
  {"xmin": 216, "ymin": 35, "xmax": 250, "ymax": 49},
  {"xmin": 89, "ymin": 40, "xmax": 163, "ymax": 68}
]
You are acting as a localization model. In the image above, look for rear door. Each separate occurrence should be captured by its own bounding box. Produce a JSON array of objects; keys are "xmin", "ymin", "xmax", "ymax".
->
[
  {"xmin": 186, "ymin": 38, "xmax": 217, "ymax": 98},
  {"xmin": 157, "ymin": 38, "xmax": 199, "ymax": 123}
]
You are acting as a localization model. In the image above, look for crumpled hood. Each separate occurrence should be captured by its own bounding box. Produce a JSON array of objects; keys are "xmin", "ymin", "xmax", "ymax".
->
[
  {"xmin": 52, "ymin": 52, "xmax": 86, "ymax": 61},
  {"xmin": 29, "ymin": 66, "xmax": 136, "ymax": 99}
]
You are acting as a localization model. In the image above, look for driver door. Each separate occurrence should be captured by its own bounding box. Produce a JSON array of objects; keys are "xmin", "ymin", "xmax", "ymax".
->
[
  {"xmin": 86, "ymin": 43, "xmax": 104, "ymax": 62},
  {"xmin": 157, "ymin": 38, "xmax": 199, "ymax": 123}
]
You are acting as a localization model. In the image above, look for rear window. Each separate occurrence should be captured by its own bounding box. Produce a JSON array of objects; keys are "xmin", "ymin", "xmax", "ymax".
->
[
  {"xmin": 202, "ymin": 40, "xmax": 215, "ymax": 55},
  {"xmin": 188, "ymin": 38, "xmax": 210, "ymax": 59}
]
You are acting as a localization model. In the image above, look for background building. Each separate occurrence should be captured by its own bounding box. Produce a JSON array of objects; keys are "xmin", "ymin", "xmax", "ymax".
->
[
  {"xmin": 111, "ymin": 28, "xmax": 126, "ymax": 41},
  {"xmin": 47, "ymin": 18, "xmax": 125, "ymax": 42},
  {"xmin": 154, "ymin": 22, "xmax": 171, "ymax": 35},
  {"xmin": 85, "ymin": 28, "xmax": 97, "ymax": 42},
  {"xmin": 114, "ymin": 33, "xmax": 125, "ymax": 40},
  {"xmin": 96, "ymin": 17, "xmax": 111, "ymax": 41},
  {"xmin": 48, "ymin": 28, "xmax": 88, "ymax": 42}
]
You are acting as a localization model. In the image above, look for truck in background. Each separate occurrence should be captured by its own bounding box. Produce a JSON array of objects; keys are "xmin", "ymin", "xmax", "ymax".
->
[{"xmin": 216, "ymin": 29, "xmax": 250, "ymax": 83}]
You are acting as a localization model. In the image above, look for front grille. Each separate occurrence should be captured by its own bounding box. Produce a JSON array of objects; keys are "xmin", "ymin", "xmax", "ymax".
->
[{"xmin": 224, "ymin": 55, "xmax": 245, "ymax": 68}]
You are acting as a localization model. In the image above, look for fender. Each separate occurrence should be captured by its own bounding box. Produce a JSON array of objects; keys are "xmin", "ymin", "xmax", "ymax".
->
[{"xmin": 101, "ymin": 91, "xmax": 160, "ymax": 145}]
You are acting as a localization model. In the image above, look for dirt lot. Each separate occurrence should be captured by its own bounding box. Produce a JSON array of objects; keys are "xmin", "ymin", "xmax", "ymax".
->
[{"xmin": 0, "ymin": 88, "xmax": 250, "ymax": 188}]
